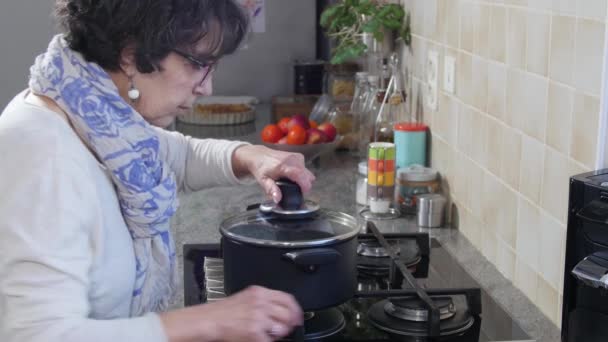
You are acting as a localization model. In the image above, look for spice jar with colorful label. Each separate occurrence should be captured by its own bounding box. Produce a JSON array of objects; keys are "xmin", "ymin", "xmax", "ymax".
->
[{"xmin": 396, "ymin": 165, "xmax": 440, "ymax": 215}]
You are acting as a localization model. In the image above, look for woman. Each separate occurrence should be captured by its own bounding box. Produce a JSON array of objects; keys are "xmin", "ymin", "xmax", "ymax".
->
[{"xmin": 0, "ymin": 1, "xmax": 313, "ymax": 341}]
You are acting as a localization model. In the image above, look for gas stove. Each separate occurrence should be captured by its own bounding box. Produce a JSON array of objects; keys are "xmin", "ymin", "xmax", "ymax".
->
[{"xmin": 183, "ymin": 223, "xmax": 531, "ymax": 341}]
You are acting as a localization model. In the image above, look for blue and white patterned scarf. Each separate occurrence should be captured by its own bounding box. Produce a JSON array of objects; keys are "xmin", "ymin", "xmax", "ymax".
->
[{"xmin": 29, "ymin": 35, "xmax": 178, "ymax": 316}]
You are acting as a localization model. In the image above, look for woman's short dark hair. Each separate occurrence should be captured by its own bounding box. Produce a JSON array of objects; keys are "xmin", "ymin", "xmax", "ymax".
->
[{"xmin": 55, "ymin": 0, "xmax": 249, "ymax": 73}]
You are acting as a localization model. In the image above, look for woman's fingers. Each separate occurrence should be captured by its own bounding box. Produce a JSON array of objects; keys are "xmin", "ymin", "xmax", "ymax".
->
[
  {"xmin": 278, "ymin": 165, "xmax": 315, "ymax": 194},
  {"xmin": 240, "ymin": 286, "xmax": 303, "ymax": 340},
  {"xmin": 265, "ymin": 289, "xmax": 304, "ymax": 327},
  {"xmin": 250, "ymin": 146, "xmax": 316, "ymax": 202},
  {"xmin": 260, "ymin": 177, "xmax": 282, "ymax": 203}
]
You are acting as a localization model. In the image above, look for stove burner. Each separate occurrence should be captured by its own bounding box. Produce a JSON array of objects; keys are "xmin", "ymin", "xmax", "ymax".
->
[
  {"xmin": 283, "ymin": 308, "xmax": 345, "ymax": 341},
  {"xmin": 385, "ymin": 296, "xmax": 456, "ymax": 322},
  {"xmin": 357, "ymin": 240, "xmax": 401, "ymax": 257},
  {"xmin": 367, "ymin": 295, "xmax": 475, "ymax": 338},
  {"xmin": 357, "ymin": 239, "xmax": 421, "ymax": 277},
  {"xmin": 357, "ymin": 277, "xmax": 390, "ymax": 292}
]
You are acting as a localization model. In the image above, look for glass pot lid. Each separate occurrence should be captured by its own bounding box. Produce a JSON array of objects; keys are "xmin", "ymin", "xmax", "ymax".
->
[{"xmin": 219, "ymin": 209, "xmax": 360, "ymax": 248}]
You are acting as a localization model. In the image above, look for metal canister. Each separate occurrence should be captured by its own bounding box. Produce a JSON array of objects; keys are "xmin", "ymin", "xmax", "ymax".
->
[{"xmin": 417, "ymin": 194, "xmax": 447, "ymax": 228}]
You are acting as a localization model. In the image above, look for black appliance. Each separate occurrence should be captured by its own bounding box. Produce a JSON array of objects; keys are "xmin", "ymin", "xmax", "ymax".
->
[
  {"xmin": 184, "ymin": 223, "xmax": 530, "ymax": 341},
  {"xmin": 294, "ymin": 60, "xmax": 325, "ymax": 95},
  {"xmin": 562, "ymin": 169, "xmax": 608, "ymax": 341}
]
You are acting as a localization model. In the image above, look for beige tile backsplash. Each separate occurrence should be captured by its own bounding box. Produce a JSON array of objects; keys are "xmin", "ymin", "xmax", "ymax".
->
[
  {"xmin": 473, "ymin": 4, "xmax": 491, "ymax": 58},
  {"xmin": 574, "ymin": 19, "xmax": 605, "ymax": 96},
  {"xmin": 515, "ymin": 258, "xmax": 539, "ymax": 303},
  {"xmin": 546, "ymin": 82, "xmax": 573, "ymax": 154},
  {"xmin": 576, "ymin": 0, "xmax": 607, "ymax": 22},
  {"xmin": 496, "ymin": 240, "xmax": 516, "ymax": 281},
  {"xmin": 519, "ymin": 135, "xmax": 545, "ymax": 204},
  {"xmin": 486, "ymin": 117, "xmax": 503, "ymax": 175},
  {"xmin": 526, "ymin": 11, "xmax": 550, "ymax": 76},
  {"xmin": 506, "ymin": 8, "xmax": 528, "ymax": 69},
  {"xmin": 516, "ymin": 197, "xmax": 542, "ymax": 271},
  {"xmin": 472, "ymin": 56, "xmax": 489, "ymax": 112},
  {"xmin": 549, "ymin": 15, "xmax": 576, "ymax": 85},
  {"xmin": 571, "ymin": 92, "xmax": 600, "ymax": 168},
  {"xmin": 520, "ymin": 72, "xmax": 548, "ymax": 141},
  {"xmin": 457, "ymin": 52, "xmax": 474, "ymax": 105},
  {"xmin": 400, "ymin": 0, "xmax": 604, "ymax": 326},
  {"xmin": 460, "ymin": 1, "xmax": 475, "ymax": 52},
  {"xmin": 541, "ymin": 147, "xmax": 570, "ymax": 223},
  {"xmin": 500, "ymin": 126, "xmax": 522, "ymax": 190},
  {"xmin": 538, "ymin": 276, "xmax": 559, "ymax": 323},
  {"xmin": 444, "ymin": 0, "xmax": 460, "ymax": 47},
  {"xmin": 489, "ymin": 6, "xmax": 507, "ymax": 62},
  {"xmin": 487, "ymin": 61, "xmax": 507, "ymax": 121},
  {"xmin": 539, "ymin": 212, "xmax": 566, "ymax": 289},
  {"xmin": 553, "ymin": 0, "xmax": 577, "ymax": 16}
]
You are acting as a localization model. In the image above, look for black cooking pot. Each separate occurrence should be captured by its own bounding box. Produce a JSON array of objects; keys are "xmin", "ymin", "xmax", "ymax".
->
[{"xmin": 219, "ymin": 199, "xmax": 359, "ymax": 311}]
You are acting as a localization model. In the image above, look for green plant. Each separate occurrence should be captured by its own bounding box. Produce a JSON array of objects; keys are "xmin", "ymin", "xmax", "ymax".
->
[{"xmin": 320, "ymin": 0, "xmax": 411, "ymax": 64}]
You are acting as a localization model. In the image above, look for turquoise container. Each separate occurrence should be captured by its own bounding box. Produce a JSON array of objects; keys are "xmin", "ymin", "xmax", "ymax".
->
[{"xmin": 394, "ymin": 123, "xmax": 427, "ymax": 169}]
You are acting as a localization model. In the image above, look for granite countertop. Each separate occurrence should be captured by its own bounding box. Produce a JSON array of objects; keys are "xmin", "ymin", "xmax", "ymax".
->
[{"xmin": 169, "ymin": 104, "xmax": 560, "ymax": 342}]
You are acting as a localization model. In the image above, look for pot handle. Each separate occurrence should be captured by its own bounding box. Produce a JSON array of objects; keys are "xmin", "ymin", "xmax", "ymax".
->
[{"xmin": 282, "ymin": 248, "xmax": 341, "ymax": 267}]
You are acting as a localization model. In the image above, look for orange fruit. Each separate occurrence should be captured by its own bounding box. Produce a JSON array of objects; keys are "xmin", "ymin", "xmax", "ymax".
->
[
  {"xmin": 287, "ymin": 125, "xmax": 307, "ymax": 145},
  {"xmin": 261, "ymin": 124, "xmax": 284, "ymax": 143}
]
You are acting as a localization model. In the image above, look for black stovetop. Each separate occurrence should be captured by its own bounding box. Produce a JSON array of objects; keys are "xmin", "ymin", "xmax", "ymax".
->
[{"xmin": 183, "ymin": 231, "xmax": 530, "ymax": 342}]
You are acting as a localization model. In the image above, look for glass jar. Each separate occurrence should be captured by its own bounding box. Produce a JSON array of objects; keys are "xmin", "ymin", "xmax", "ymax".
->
[
  {"xmin": 324, "ymin": 63, "xmax": 359, "ymax": 101},
  {"xmin": 328, "ymin": 101, "xmax": 356, "ymax": 150},
  {"xmin": 396, "ymin": 165, "xmax": 440, "ymax": 214},
  {"xmin": 356, "ymin": 161, "xmax": 368, "ymax": 206}
]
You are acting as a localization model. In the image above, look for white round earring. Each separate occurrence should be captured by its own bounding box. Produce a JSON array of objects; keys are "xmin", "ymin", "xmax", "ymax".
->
[{"xmin": 127, "ymin": 78, "xmax": 140, "ymax": 102}]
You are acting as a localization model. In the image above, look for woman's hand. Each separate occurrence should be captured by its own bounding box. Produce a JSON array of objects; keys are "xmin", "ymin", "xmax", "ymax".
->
[
  {"xmin": 232, "ymin": 145, "xmax": 315, "ymax": 203},
  {"xmin": 159, "ymin": 286, "xmax": 303, "ymax": 342}
]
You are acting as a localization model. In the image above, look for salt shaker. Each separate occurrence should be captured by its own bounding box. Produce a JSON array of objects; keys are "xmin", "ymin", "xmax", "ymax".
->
[
  {"xmin": 356, "ymin": 161, "xmax": 368, "ymax": 206},
  {"xmin": 417, "ymin": 194, "xmax": 446, "ymax": 228}
]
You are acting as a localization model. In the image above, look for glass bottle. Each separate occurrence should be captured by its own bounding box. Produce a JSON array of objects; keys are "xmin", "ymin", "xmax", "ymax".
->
[
  {"xmin": 371, "ymin": 53, "xmax": 408, "ymax": 144},
  {"xmin": 386, "ymin": 71, "xmax": 408, "ymax": 123},
  {"xmin": 358, "ymin": 75, "xmax": 380, "ymax": 158},
  {"xmin": 367, "ymin": 65, "xmax": 393, "ymax": 144},
  {"xmin": 351, "ymin": 72, "xmax": 370, "ymax": 116},
  {"xmin": 372, "ymin": 91, "xmax": 394, "ymax": 143},
  {"xmin": 380, "ymin": 58, "xmax": 391, "ymax": 90},
  {"xmin": 349, "ymin": 72, "xmax": 369, "ymax": 156}
]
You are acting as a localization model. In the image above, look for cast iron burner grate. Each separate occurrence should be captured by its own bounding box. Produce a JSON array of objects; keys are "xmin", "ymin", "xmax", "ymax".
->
[{"xmin": 359, "ymin": 222, "xmax": 482, "ymax": 339}]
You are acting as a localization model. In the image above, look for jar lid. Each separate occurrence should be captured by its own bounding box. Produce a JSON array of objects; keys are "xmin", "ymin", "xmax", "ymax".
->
[
  {"xmin": 355, "ymin": 71, "xmax": 369, "ymax": 80},
  {"xmin": 219, "ymin": 209, "xmax": 359, "ymax": 248},
  {"xmin": 325, "ymin": 62, "xmax": 360, "ymax": 74},
  {"xmin": 358, "ymin": 161, "xmax": 368, "ymax": 175},
  {"xmin": 397, "ymin": 165, "xmax": 438, "ymax": 182},
  {"xmin": 418, "ymin": 193, "xmax": 446, "ymax": 206},
  {"xmin": 394, "ymin": 122, "xmax": 428, "ymax": 132}
]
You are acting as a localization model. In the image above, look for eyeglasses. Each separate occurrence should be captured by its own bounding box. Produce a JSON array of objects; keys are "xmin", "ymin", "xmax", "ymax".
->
[{"xmin": 172, "ymin": 48, "xmax": 217, "ymax": 86}]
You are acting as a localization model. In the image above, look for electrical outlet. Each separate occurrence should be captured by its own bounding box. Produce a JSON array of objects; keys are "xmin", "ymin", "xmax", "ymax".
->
[
  {"xmin": 444, "ymin": 55, "xmax": 455, "ymax": 94},
  {"xmin": 426, "ymin": 50, "xmax": 439, "ymax": 111}
]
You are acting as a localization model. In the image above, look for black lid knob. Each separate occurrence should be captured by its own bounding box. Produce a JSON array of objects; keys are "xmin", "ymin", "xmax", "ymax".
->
[{"xmin": 276, "ymin": 178, "xmax": 303, "ymax": 210}]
